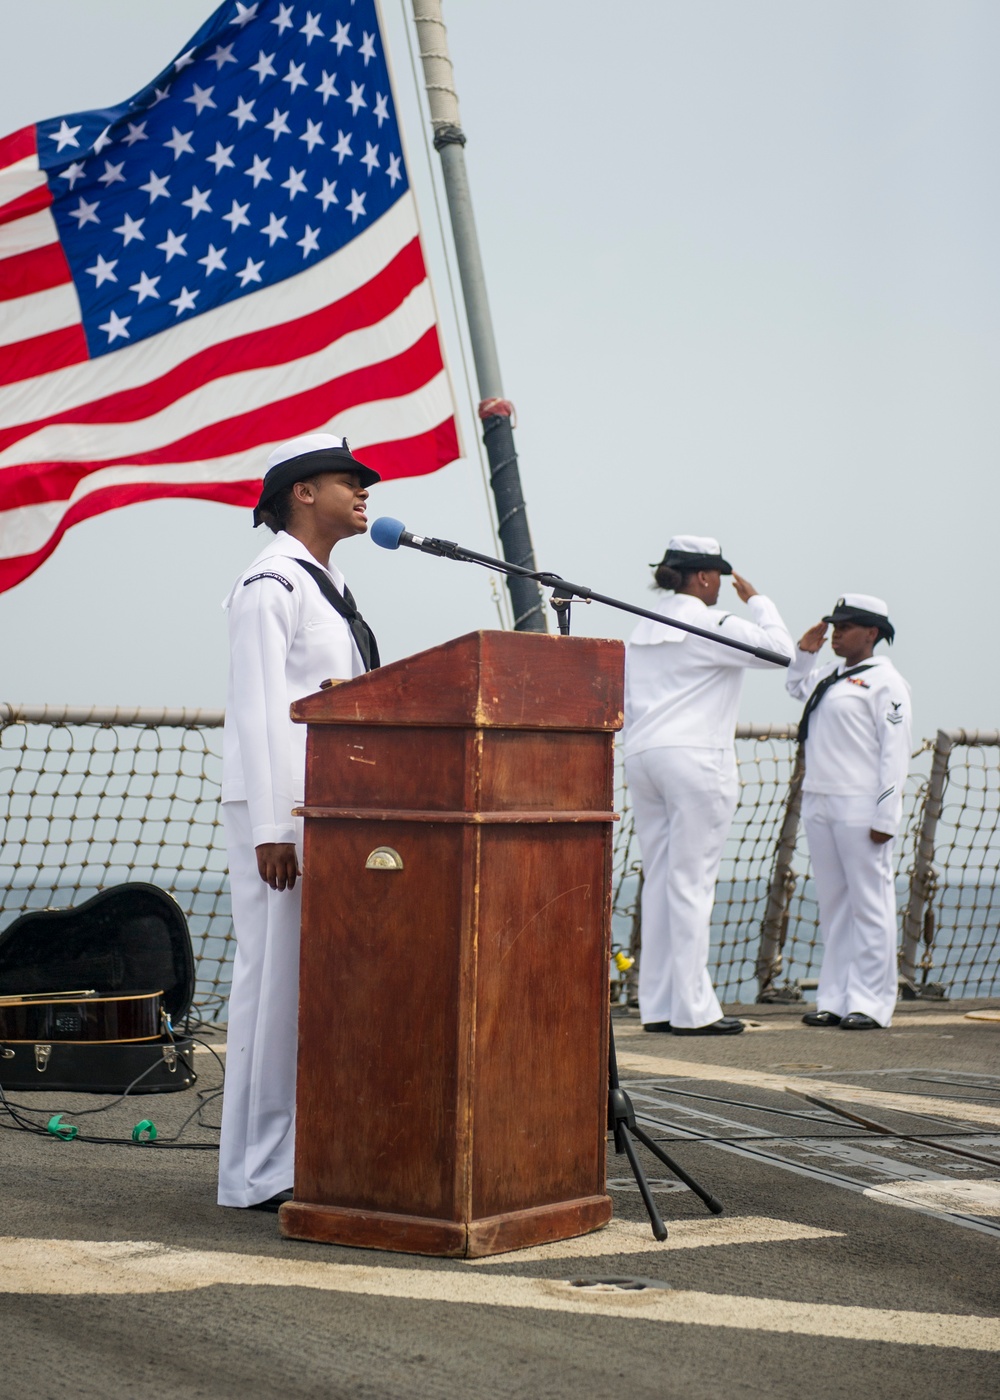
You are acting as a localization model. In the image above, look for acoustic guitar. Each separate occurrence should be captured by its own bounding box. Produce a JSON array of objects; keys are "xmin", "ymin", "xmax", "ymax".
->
[{"xmin": 0, "ymin": 989, "xmax": 164, "ymax": 1043}]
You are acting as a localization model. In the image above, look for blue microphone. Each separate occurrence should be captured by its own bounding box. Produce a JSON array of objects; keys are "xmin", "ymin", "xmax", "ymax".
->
[
  {"xmin": 370, "ymin": 516, "xmax": 407, "ymax": 549},
  {"xmin": 370, "ymin": 517, "xmax": 453, "ymax": 556}
]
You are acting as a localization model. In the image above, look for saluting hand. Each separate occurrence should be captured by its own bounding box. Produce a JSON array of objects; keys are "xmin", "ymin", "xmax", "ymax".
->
[
  {"xmin": 731, "ymin": 573, "xmax": 758, "ymax": 603},
  {"xmin": 256, "ymin": 843, "xmax": 301, "ymax": 891},
  {"xmin": 798, "ymin": 621, "xmax": 828, "ymax": 653}
]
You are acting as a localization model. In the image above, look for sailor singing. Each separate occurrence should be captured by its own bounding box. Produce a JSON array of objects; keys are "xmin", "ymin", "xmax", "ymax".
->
[
  {"xmin": 218, "ymin": 433, "xmax": 380, "ymax": 1211},
  {"xmin": 787, "ymin": 594, "xmax": 912, "ymax": 1030},
  {"xmin": 623, "ymin": 536, "xmax": 794, "ymax": 1035}
]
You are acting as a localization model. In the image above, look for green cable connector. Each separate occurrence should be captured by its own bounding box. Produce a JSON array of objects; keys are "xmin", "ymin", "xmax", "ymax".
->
[
  {"xmin": 46, "ymin": 1113, "xmax": 78, "ymax": 1141},
  {"xmin": 131, "ymin": 1119, "xmax": 158, "ymax": 1142}
]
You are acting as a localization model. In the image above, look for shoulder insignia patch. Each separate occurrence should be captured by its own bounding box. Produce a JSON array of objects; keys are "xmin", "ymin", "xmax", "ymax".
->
[
  {"xmin": 243, "ymin": 571, "xmax": 294, "ymax": 592},
  {"xmin": 886, "ymin": 701, "xmax": 903, "ymax": 725}
]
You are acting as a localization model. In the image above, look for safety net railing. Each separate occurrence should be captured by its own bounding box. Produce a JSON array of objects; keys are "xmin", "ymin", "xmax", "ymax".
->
[
  {"xmin": 1, "ymin": 707, "xmax": 998, "ymax": 1018},
  {"xmin": 0, "ymin": 705, "xmax": 231, "ymax": 1022}
]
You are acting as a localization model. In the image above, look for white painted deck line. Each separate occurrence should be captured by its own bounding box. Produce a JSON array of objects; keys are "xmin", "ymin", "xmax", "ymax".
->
[
  {"xmin": 617, "ymin": 1048, "xmax": 1000, "ymax": 1128},
  {"xmin": 1, "ymin": 1236, "xmax": 997, "ymax": 1350}
]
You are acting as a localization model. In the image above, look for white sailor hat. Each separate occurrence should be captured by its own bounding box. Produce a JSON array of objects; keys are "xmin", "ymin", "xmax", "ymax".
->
[
  {"xmin": 653, "ymin": 535, "xmax": 733, "ymax": 574},
  {"xmin": 823, "ymin": 593, "xmax": 895, "ymax": 642},
  {"xmin": 253, "ymin": 433, "xmax": 380, "ymax": 526}
]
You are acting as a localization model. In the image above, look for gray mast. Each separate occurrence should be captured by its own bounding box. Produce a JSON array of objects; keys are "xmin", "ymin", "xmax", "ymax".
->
[{"xmin": 409, "ymin": 0, "xmax": 546, "ymax": 632}]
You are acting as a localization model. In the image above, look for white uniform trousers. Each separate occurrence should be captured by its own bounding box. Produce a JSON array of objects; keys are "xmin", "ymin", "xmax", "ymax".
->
[
  {"xmin": 625, "ymin": 746, "xmax": 738, "ymax": 1029},
  {"xmin": 218, "ymin": 801, "xmax": 303, "ymax": 1208},
  {"xmin": 802, "ymin": 792, "xmax": 898, "ymax": 1027}
]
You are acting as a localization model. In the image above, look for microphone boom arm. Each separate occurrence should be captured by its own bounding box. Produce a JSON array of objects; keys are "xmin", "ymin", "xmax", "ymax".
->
[{"xmin": 414, "ymin": 535, "xmax": 790, "ymax": 667}]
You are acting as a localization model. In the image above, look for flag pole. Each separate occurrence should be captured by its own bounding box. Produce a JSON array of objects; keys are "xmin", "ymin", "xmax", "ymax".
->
[{"xmin": 409, "ymin": 0, "xmax": 546, "ymax": 632}]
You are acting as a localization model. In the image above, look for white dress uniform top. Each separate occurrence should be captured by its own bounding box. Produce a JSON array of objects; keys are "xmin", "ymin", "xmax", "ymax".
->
[
  {"xmin": 786, "ymin": 597, "xmax": 912, "ymax": 1028},
  {"xmin": 218, "ymin": 441, "xmax": 371, "ymax": 1208},
  {"xmin": 623, "ymin": 538, "xmax": 794, "ymax": 1029}
]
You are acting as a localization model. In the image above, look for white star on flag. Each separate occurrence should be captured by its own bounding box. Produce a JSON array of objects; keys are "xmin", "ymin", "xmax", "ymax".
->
[
  {"xmin": 70, "ymin": 196, "xmax": 100, "ymax": 228},
  {"xmin": 139, "ymin": 170, "xmax": 171, "ymax": 202},
  {"xmin": 331, "ymin": 20, "xmax": 352, "ymax": 54},
  {"xmin": 182, "ymin": 185, "xmax": 213, "ymax": 218},
  {"xmin": 185, "ymin": 84, "xmax": 218, "ymax": 115},
  {"xmin": 210, "ymin": 43, "xmax": 238, "ymax": 70},
  {"xmin": 386, "ymin": 153, "xmax": 402, "ymax": 187},
  {"xmin": 129, "ymin": 271, "xmax": 161, "ymax": 302},
  {"xmin": 266, "ymin": 108, "xmax": 291, "ymax": 140},
  {"xmin": 123, "ymin": 121, "xmax": 149, "ymax": 145},
  {"xmin": 86, "ymin": 254, "xmax": 118, "ymax": 286},
  {"xmin": 198, "ymin": 244, "xmax": 228, "ymax": 275},
  {"xmin": 50, "ymin": 120, "xmax": 81, "ymax": 151},
  {"xmin": 261, "ymin": 212, "xmax": 289, "ymax": 246},
  {"xmin": 297, "ymin": 225, "xmax": 320, "ymax": 257},
  {"xmin": 113, "ymin": 213, "xmax": 145, "ymax": 244},
  {"xmin": 92, "ymin": 126, "xmax": 114, "ymax": 155},
  {"xmin": 315, "ymin": 177, "xmax": 338, "ymax": 210},
  {"xmin": 60, "ymin": 161, "xmax": 87, "ymax": 189},
  {"xmin": 170, "ymin": 286, "xmax": 199, "ymax": 315},
  {"xmin": 300, "ymin": 12, "xmax": 324, "ymax": 44},
  {"xmin": 332, "ymin": 130, "xmax": 352, "ymax": 162},
  {"xmin": 271, "ymin": 3, "xmax": 293, "ymax": 34},
  {"xmin": 250, "ymin": 50, "xmax": 277, "ymax": 82},
  {"xmin": 222, "ymin": 198, "xmax": 251, "ymax": 231},
  {"xmin": 207, "ymin": 141, "xmax": 236, "ymax": 174},
  {"xmin": 316, "ymin": 71, "xmax": 339, "ymax": 103},
  {"xmin": 300, "ymin": 119, "xmax": 324, "ymax": 153},
  {"xmin": 98, "ymin": 310, "xmax": 131, "ymax": 342},
  {"xmin": 347, "ymin": 82, "xmax": 367, "ymax": 116},
  {"xmin": 174, "ymin": 48, "xmax": 197, "ymax": 70},
  {"xmin": 156, "ymin": 229, "xmax": 187, "ymax": 260},
  {"xmin": 98, "ymin": 160, "xmax": 126, "ymax": 186},
  {"xmin": 372, "ymin": 93, "xmax": 389, "ymax": 127},
  {"xmin": 229, "ymin": 96, "xmax": 257, "ymax": 128},
  {"xmin": 236, "ymin": 255, "xmax": 264, "ymax": 285},
  {"xmin": 361, "ymin": 142, "xmax": 379, "ymax": 174},
  {"xmin": 282, "ymin": 167, "xmax": 308, "ymax": 198},
  {"xmin": 164, "ymin": 127, "xmax": 195, "ymax": 160},
  {"xmin": 245, "ymin": 154, "xmax": 272, "ymax": 186},
  {"xmin": 359, "ymin": 32, "xmax": 376, "ymax": 64},
  {"xmin": 232, "ymin": 2, "xmax": 259, "ymax": 28},
  {"xmin": 346, "ymin": 189, "xmax": 366, "ymax": 223},
  {"xmin": 283, "ymin": 60, "xmax": 308, "ymax": 94}
]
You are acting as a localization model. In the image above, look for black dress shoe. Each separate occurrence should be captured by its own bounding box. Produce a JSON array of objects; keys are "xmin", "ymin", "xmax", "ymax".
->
[
  {"xmin": 672, "ymin": 1017, "xmax": 744, "ymax": 1036},
  {"xmin": 802, "ymin": 1010, "xmax": 842, "ymax": 1027},
  {"xmin": 643, "ymin": 1020, "xmax": 672, "ymax": 1033},
  {"xmin": 840, "ymin": 1012, "xmax": 882, "ymax": 1030},
  {"xmin": 247, "ymin": 1190, "xmax": 294, "ymax": 1213}
]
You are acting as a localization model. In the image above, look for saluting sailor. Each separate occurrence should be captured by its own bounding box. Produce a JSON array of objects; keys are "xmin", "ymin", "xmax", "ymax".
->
[
  {"xmin": 787, "ymin": 595, "xmax": 912, "ymax": 1030},
  {"xmin": 218, "ymin": 433, "xmax": 380, "ymax": 1211},
  {"xmin": 623, "ymin": 536, "xmax": 794, "ymax": 1035}
]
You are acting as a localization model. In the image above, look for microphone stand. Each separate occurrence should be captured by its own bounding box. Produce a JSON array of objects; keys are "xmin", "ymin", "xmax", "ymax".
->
[
  {"xmin": 397, "ymin": 531, "xmax": 788, "ymax": 1238},
  {"xmin": 400, "ymin": 534, "xmax": 792, "ymax": 667}
]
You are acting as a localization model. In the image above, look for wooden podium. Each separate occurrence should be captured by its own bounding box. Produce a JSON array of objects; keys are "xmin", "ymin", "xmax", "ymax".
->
[{"xmin": 278, "ymin": 630, "xmax": 624, "ymax": 1257}]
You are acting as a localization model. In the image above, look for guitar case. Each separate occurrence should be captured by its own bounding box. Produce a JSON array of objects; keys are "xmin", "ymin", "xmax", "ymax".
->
[{"xmin": 0, "ymin": 883, "xmax": 198, "ymax": 1094}]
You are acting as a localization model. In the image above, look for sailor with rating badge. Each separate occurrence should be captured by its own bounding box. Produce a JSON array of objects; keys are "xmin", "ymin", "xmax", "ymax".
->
[
  {"xmin": 787, "ymin": 594, "xmax": 912, "ymax": 1030},
  {"xmin": 218, "ymin": 433, "xmax": 380, "ymax": 1212}
]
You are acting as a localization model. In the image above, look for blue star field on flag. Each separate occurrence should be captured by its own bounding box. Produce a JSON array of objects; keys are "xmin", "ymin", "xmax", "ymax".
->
[{"xmin": 36, "ymin": 0, "xmax": 408, "ymax": 358}]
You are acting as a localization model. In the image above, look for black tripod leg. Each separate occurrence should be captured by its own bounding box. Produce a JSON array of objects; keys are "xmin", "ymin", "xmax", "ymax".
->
[
  {"xmin": 618, "ymin": 1128, "xmax": 668, "ymax": 1241},
  {"xmin": 629, "ymin": 1121, "xmax": 724, "ymax": 1215}
]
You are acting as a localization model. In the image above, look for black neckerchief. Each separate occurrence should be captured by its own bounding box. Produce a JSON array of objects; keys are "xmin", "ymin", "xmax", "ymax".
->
[
  {"xmin": 293, "ymin": 557, "xmax": 380, "ymax": 672},
  {"xmin": 797, "ymin": 662, "xmax": 874, "ymax": 744}
]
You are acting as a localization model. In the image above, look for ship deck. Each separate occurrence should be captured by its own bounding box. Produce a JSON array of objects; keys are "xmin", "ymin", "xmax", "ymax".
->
[{"xmin": 2, "ymin": 1000, "xmax": 998, "ymax": 1399}]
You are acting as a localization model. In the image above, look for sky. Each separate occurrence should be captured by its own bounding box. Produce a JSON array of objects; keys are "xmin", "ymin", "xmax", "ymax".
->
[{"xmin": 0, "ymin": 0, "xmax": 997, "ymax": 738}]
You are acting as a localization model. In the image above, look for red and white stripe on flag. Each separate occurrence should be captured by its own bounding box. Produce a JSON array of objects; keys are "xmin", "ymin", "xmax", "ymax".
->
[{"xmin": 0, "ymin": 124, "xmax": 460, "ymax": 593}]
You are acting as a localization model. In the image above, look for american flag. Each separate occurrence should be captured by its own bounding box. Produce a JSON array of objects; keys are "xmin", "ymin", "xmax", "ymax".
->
[{"xmin": 0, "ymin": 0, "xmax": 460, "ymax": 591}]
